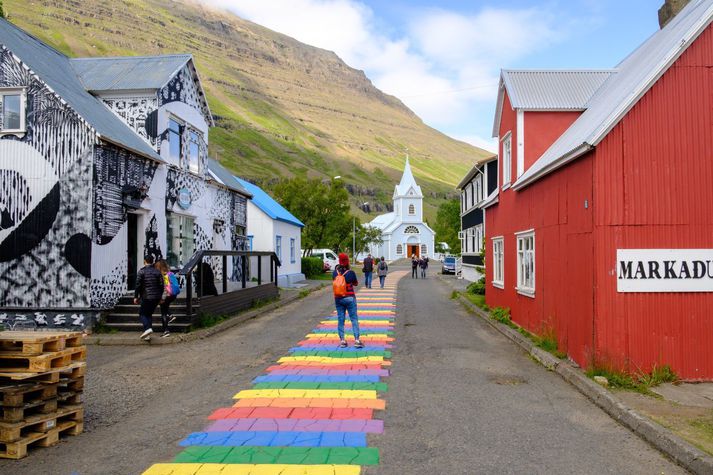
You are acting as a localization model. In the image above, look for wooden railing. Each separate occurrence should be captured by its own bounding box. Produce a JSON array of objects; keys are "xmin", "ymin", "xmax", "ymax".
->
[{"xmin": 179, "ymin": 250, "xmax": 281, "ymax": 317}]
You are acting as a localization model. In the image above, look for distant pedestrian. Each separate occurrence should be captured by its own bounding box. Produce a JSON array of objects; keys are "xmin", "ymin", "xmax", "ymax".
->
[
  {"xmin": 156, "ymin": 259, "xmax": 180, "ymax": 338},
  {"xmin": 411, "ymin": 254, "xmax": 419, "ymax": 279},
  {"xmin": 362, "ymin": 253, "xmax": 374, "ymax": 289},
  {"xmin": 332, "ymin": 252, "xmax": 363, "ymax": 349},
  {"xmin": 377, "ymin": 256, "xmax": 388, "ymax": 288},
  {"xmin": 420, "ymin": 256, "xmax": 429, "ymax": 278},
  {"xmin": 133, "ymin": 255, "xmax": 164, "ymax": 341}
]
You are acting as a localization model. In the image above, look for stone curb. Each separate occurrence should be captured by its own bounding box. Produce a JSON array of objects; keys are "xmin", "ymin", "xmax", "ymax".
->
[
  {"xmin": 86, "ymin": 284, "xmax": 330, "ymax": 346},
  {"xmin": 440, "ymin": 275, "xmax": 713, "ymax": 475}
]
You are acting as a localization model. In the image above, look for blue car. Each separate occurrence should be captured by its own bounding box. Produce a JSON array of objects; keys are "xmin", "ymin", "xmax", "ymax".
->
[{"xmin": 442, "ymin": 256, "xmax": 456, "ymax": 274}]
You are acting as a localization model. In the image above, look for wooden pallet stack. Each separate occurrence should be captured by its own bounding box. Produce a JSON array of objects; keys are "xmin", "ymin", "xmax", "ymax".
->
[{"xmin": 0, "ymin": 331, "xmax": 86, "ymax": 459}]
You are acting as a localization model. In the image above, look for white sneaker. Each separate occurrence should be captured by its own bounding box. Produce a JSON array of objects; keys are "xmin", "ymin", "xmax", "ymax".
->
[
  {"xmin": 161, "ymin": 331, "xmax": 171, "ymax": 338},
  {"xmin": 140, "ymin": 328, "xmax": 153, "ymax": 340}
]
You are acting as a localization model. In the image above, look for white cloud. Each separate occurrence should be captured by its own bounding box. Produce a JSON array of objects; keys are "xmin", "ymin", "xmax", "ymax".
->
[{"xmin": 202, "ymin": 0, "xmax": 571, "ymax": 145}]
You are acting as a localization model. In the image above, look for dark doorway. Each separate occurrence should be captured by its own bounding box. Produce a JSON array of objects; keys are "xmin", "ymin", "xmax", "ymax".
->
[
  {"xmin": 127, "ymin": 213, "xmax": 139, "ymax": 290},
  {"xmin": 407, "ymin": 244, "xmax": 420, "ymax": 258}
]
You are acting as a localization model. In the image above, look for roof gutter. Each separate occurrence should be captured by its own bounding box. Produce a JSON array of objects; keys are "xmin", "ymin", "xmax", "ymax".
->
[{"xmin": 512, "ymin": 143, "xmax": 593, "ymax": 191}]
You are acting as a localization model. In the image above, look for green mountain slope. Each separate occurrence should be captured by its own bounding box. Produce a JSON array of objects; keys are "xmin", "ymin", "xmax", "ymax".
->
[{"xmin": 5, "ymin": 0, "xmax": 491, "ymax": 221}]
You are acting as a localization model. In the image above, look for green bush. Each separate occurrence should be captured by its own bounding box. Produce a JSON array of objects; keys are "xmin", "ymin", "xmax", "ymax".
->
[
  {"xmin": 302, "ymin": 256, "xmax": 324, "ymax": 278},
  {"xmin": 466, "ymin": 277, "xmax": 486, "ymax": 295}
]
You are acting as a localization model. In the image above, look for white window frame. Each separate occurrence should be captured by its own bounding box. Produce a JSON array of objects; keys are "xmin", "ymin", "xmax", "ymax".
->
[
  {"xmin": 408, "ymin": 204, "xmax": 415, "ymax": 215},
  {"xmin": 473, "ymin": 224, "xmax": 483, "ymax": 254},
  {"xmin": 290, "ymin": 238, "xmax": 296, "ymax": 263},
  {"xmin": 396, "ymin": 244, "xmax": 403, "ymax": 255},
  {"xmin": 501, "ymin": 132, "xmax": 512, "ymax": 189},
  {"xmin": 515, "ymin": 230, "xmax": 535, "ymax": 297},
  {"xmin": 275, "ymin": 235, "xmax": 282, "ymax": 261},
  {"xmin": 167, "ymin": 115, "xmax": 183, "ymax": 163},
  {"xmin": 492, "ymin": 236, "xmax": 504, "ymax": 289},
  {"xmin": 0, "ymin": 87, "xmax": 27, "ymax": 135},
  {"xmin": 187, "ymin": 128, "xmax": 201, "ymax": 174},
  {"xmin": 474, "ymin": 174, "xmax": 483, "ymax": 205}
]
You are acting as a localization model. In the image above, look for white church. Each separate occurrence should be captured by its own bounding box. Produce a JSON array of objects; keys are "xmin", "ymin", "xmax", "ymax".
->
[{"xmin": 368, "ymin": 159, "xmax": 436, "ymax": 261}]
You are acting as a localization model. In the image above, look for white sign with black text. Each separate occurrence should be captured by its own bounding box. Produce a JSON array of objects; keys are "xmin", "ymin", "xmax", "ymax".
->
[{"xmin": 617, "ymin": 249, "xmax": 713, "ymax": 293}]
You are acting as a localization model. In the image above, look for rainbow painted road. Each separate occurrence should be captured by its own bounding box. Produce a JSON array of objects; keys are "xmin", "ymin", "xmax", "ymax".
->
[{"xmin": 143, "ymin": 271, "xmax": 406, "ymax": 475}]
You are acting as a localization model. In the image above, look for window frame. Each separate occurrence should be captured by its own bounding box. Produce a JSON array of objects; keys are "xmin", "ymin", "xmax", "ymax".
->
[
  {"xmin": 290, "ymin": 238, "xmax": 296, "ymax": 264},
  {"xmin": 501, "ymin": 132, "xmax": 512, "ymax": 189},
  {"xmin": 0, "ymin": 87, "xmax": 27, "ymax": 135},
  {"xmin": 408, "ymin": 204, "xmax": 415, "ymax": 215},
  {"xmin": 275, "ymin": 235, "xmax": 282, "ymax": 261},
  {"xmin": 492, "ymin": 236, "xmax": 504, "ymax": 288},
  {"xmin": 515, "ymin": 230, "xmax": 535, "ymax": 297},
  {"xmin": 166, "ymin": 212, "xmax": 195, "ymax": 267},
  {"xmin": 187, "ymin": 128, "xmax": 201, "ymax": 174},
  {"xmin": 396, "ymin": 244, "xmax": 403, "ymax": 255},
  {"xmin": 167, "ymin": 116, "xmax": 183, "ymax": 163}
]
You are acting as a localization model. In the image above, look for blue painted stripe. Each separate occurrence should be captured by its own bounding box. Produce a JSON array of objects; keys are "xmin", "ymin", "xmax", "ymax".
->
[
  {"xmin": 253, "ymin": 374, "xmax": 380, "ymax": 383},
  {"xmin": 180, "ymin": 431, "xmax": 367, "ymax": 447}
]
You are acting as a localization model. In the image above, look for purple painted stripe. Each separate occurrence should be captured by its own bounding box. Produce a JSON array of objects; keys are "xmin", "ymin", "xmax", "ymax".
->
[
  {"xmin": 267, "ymin": 368, "xmax": 390, "ymax": 376},
  {"xmin": 204, "ymin": 418, "xmax": 384, "ymax": 434}
]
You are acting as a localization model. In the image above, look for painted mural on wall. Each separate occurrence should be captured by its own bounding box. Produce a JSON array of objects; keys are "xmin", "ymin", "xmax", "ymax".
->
[
  {"xmin": 1, "ymin": 311, "xmax": 99, "ymax": 331},
  {"xmin": 159, "ymin": 65, "xmax": 210, "ymax": 121},
  {"xmin": 103, "ymin": 95, "xmax": 159, "ymax": 147},
  {"xmin": 0, "ymin": 47, "xmax": 95, "ymax": 308}
]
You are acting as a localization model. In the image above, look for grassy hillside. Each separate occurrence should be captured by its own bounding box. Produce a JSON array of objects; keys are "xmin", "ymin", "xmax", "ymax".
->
[{"xmin": 5, "ymin": 0, "xmax": 492, "ymax": 222}]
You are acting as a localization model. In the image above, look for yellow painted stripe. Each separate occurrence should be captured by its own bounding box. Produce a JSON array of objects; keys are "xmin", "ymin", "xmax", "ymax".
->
[
  {"xmin": 279, "ymin": 356, "xmax": 385, "ymax": 363},
  {"xmin": 233, "ymin": 388, "xmax": 378, "ymax": 399},
  {"xmin": 143, "ymin": 464, "xmax": 361, "ymax": 475}
]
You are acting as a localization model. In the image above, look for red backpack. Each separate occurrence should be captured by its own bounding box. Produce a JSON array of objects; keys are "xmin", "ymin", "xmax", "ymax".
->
[{"xmin": 333, "ymin": 269, "xmax": 348, "ymax": 298}]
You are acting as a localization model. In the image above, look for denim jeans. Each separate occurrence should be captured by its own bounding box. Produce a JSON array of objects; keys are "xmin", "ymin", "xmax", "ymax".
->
[
  {"xmin": 379, "ymin": 275, "xmax": 386, "ymax": 288},
  {"xmin": 139, "ymin": 298, "xmax": 160, "ymax": 331},
  {"xmin": 335, "ymin": 296, "xmax": 360, "ymax": 341},
  {"xmin": 421, "ymin": 268, "xmax": 427, "ymax": 278},
  {"xmin": 364, "ymin": 271, "xmax": 373, "ymax": 288}
]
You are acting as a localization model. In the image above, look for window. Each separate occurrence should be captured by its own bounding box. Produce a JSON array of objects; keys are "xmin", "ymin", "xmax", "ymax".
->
[
  {"xmin": 168, "ymin": 118, "xmax": 182, "ymax": 162},
  {"xmin": 474, "ymin": 174, "xmax": 483, "ymax": 204},
  {"xmin": 290, "ymin": 238, "xmax": 296, "ymax": 263},
  {"xmin": 248, "ymin": 235, "xmax": 254, "ymax": 251},
  {"xmin": 396, "ymin": 244, "xmax": 403, "ymax": 255},
  {"xmin": 421, "ymin": 244, "xmax": 427, "ymax": 256},
  {"xmin": 516, "ymin": 231, "xmax": 535, "ymax": 296},
  {"xmin": 188, "ymin": 129, "xmax": 201, "ymax": 173},
  {"xmin": 502, "ymin": 132, "xmax": 512, "ymax": 187},
  {"xmin": 166, "ymin": 213, "xmax": 195, "ymax": 267},
  {"xmin": 408, "ymin": 204, "xmax": 415, "ymax": 215},
  {"xmin": 235, "ymin": 225, "xmax": 246, "ymax": 237},
  {"xmin": 472, "ymin": 224, "xmax": 483, "ymax": 254},
  {"xmin": 461, "ymin": 191, "xmax": 465, "ymax": 213},
  {"xmin": 276, "ymin": 236, "xmax": 282, "ymax": 261},
  {"xmin": 492, "ymin": 237, "xmax": 504, "ymax": 288},
  {"xmin": 1, "ymin": 88, "xmax": 26, "ymax": 133},
  {"xmin": 404, "ymin": 225, "xmax": 419, "ymax": 234}
]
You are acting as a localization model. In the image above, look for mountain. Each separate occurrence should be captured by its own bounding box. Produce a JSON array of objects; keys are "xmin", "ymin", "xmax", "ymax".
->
[{"xmin": 4, "ymin": 0, "xmax": 492, "ymax": 221}]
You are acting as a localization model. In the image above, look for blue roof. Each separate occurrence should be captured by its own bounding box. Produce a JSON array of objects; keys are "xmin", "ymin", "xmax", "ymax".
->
[
  {"xmin": 234, "ymin": 177, "xmax": 304, "ymax": 228},
  {"xmin": 0, "ymin": 19, "xmax": 161, "ymax": 161}
]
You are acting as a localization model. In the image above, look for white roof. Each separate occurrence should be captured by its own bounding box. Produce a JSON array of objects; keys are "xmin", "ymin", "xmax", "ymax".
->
[
  {"xmin": 369, "ymin": 212, "xmax": 395, "ymax": 230},
  {"xmin": 394, "ymin": 158, "xmax": 423, "ymax": 197},
  {"xmin": 514, "ymin": 0, "xmax": 713, "ymax": 189}
]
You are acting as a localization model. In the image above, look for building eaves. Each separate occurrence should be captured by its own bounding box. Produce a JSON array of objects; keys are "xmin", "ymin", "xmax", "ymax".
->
[
  {"xmin": 457, "ymin": 154, "xmax": 497, "ymax": 190},
  {"xmin": 514, "ymin": 0, "xmax": 713, "ymax": 190}
]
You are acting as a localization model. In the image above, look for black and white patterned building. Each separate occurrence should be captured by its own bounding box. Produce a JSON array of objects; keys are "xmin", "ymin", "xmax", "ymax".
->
[{"xmin": 0, "ymin": 19, "xmax": 250, "ymax": 329}]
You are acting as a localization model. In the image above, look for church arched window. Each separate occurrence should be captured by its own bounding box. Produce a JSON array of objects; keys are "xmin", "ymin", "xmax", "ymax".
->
[
  {"xmin": 421, "ymin": 244, "xmax": 427, "ymax": 255},
  {"xmin": 404, "ymin": 226, "xmax": 419, "ymax": 234},
  {"xmin": 408, "ymin": 204, "xmax": 415, "ymax": 215},
  {"xmin": 396, "ymin": 244, "xmax": 403, "ymax": 255}
]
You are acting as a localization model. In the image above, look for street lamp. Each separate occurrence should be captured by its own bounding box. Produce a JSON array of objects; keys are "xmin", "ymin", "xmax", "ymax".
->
[{"xmin": 353, "ymin": 202, "xmax": 369, "ymax": 262}]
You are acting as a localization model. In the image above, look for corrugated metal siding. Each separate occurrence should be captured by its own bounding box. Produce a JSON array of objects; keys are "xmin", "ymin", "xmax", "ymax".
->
[
  {"xmin": 592, "ymin": 26, "xmax": 713, "ymax": 379},
  {"xmin": 71, "ymin": 55, "xmax": 191, "ymax": 91},
  {"xmin": 523, "ymin": 111, "xmax": 581, "ymax": 170},
  {"xmin": 503, "ymin": 70, "xmax": 614, "ymax": 110}
]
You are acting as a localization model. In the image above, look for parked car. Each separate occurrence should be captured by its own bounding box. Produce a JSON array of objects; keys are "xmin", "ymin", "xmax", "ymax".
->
[
  {"xmin": 309, "ymin": 249, "xmax": 339, "ymax": 272},
  {"xmin": 442, "ymin": 256, "xmax": 457, "ymax": 274}
]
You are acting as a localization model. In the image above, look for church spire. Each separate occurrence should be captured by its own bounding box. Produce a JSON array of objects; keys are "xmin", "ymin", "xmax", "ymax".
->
[{"xmin": 395, "ymin": 155, "xmax": 422, "ymax": 197}]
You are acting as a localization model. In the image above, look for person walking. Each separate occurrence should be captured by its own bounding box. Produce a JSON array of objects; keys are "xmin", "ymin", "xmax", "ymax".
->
[
  {"xmin": 133, "ymin": 255, "xmax": 164, "ymax": 341},
  {"xmin": 420, "ymin": 255, "xmax": 429, "ymax": 279},
  {"xmin": 156, "ymin": 259, "xmax": 180, "ymax": 338},
  {"xmin": 332, "ymin": 252, "xmax": 363, "ymax": 349},
  {"xmin": 377, "ymin": 256, "xmax": 388, "ymax": 288},
  {"xmin": 411, "ymin": 254, "xmax": 419, "ymax": 279},
  {"xmin": 362, "ymin": 253, "xmax": 374, "ymax": 289}
]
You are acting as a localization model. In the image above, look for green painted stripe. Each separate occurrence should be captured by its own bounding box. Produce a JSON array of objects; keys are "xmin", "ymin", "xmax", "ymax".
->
[
  {"xmin": 175, "ymin": 446, "xmax": 379, "ymax": 465},
  {"xmin": 252, "ymin": 381, "xmax": 388, "ymax": 391}
]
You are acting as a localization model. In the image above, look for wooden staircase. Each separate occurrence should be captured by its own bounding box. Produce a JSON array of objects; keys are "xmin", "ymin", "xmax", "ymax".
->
[{"xmin": 100, "ymin": 294, "xmax": 201, "ymax": 333}]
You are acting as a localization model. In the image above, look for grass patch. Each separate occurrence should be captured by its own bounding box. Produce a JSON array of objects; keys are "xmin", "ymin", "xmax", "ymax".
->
[
  {"xmin": 310, "ymin": 273, "xmax": 333, "ymax": 281},
  {"xmin": 192, "ymin": 313, "xmax": 229, "ymax": 329},
  {"xmin": 93, "ymin": 320, "xmax": 119, "ymax": 334},
  {"xmin": 450, "ymin": 290, "xmax": 460, "ymax": 300},
  {"xmin": 463, "ymin": 292, "xmax": 486, "ymax": 309},
  {"xmin": 533, "ymin": 325, "xmax": 567, "ymax": 359},
  {"xmin": 298, "ymin": 289, "xmax": 311, "ymax": 299},
  {"xmin": 585, "ymin": 364, "xmax": 678, "ymax": 395}
]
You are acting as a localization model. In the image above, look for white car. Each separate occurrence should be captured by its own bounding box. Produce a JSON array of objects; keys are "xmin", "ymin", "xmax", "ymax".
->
[{"xmin": 307, "ymin": 249, "xmax": 339, "ymax": 272}]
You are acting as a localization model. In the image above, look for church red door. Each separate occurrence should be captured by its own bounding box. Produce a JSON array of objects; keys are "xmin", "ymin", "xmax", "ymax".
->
[{"xmin": 407, "ymin": 244, "xmax": 420, "ymax": 258}]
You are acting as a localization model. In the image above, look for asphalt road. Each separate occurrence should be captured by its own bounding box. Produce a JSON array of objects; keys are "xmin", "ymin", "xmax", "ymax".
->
[{"xmin": 1, "ymin": 267, "xmax": 686, "ymax": 474}]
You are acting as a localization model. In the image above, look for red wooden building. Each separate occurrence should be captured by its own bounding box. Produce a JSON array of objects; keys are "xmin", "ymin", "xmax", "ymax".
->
[{"xmin": 485, "ymin": 0, "xmax": 713, "ymax": 380}]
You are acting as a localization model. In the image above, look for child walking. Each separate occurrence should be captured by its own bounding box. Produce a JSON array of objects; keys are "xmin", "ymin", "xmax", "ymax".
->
[
  {"xmin": 332, "ymin": 252, "xmax": 363, "ymax": 348},
  {"xmin": 156, "ymin": 259, "xmax": 180, "ymax": 338}
]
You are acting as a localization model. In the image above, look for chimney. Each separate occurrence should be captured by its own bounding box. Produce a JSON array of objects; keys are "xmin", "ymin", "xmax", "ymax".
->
[{"xmin": 658, "ymin": 0, "xmax": 692, "ymax": 28}]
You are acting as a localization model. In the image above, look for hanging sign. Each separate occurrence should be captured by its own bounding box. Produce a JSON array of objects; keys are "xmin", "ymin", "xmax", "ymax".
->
[
  {"xmin": 177, "ymin": 188, "xmax": 192, "ymax": 210},
  {"xmin": 617, "ymin": 249, "xmax": 713, "ymax": 293}
]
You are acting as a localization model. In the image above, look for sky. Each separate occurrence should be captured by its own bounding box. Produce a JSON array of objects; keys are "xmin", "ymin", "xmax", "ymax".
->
[{"xmin": 204, "ymin": 0, "xmax": 665, "ymax": 152}]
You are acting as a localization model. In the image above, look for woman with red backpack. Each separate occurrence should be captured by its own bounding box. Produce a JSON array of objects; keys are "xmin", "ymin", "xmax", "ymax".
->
[{"xmin": 332, "ymin": 253, "xmax": 363, "ymax": 348}]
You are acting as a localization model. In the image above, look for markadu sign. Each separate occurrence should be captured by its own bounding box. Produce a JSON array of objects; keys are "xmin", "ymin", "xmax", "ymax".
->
[{"xmin": 617, "ymin": 249, "xmax": 713, "ymax": 293}]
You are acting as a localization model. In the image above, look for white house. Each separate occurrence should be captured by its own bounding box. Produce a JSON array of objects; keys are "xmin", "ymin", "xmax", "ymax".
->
[
  {"xmin": 368, "ymin": 158, "xmax": 435, "ymax": 261},
  {"xmin": 234, "ymin": 177, "xmax": 305, "ymax": 286}
]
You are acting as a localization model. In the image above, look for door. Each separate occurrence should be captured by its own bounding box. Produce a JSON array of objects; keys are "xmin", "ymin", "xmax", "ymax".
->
[
  {"xmin": 407, "ymin": 244, "xmax": 420, "ymax": 258},
  {"xmin": 127, "ymin": 213, "xmax": 139, "ymax": 290}
]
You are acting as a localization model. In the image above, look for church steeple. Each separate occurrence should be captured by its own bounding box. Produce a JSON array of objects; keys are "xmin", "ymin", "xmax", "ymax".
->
[{"xmin": 394, "ymin": 156, "xmax": 423, "ymax": 198}]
